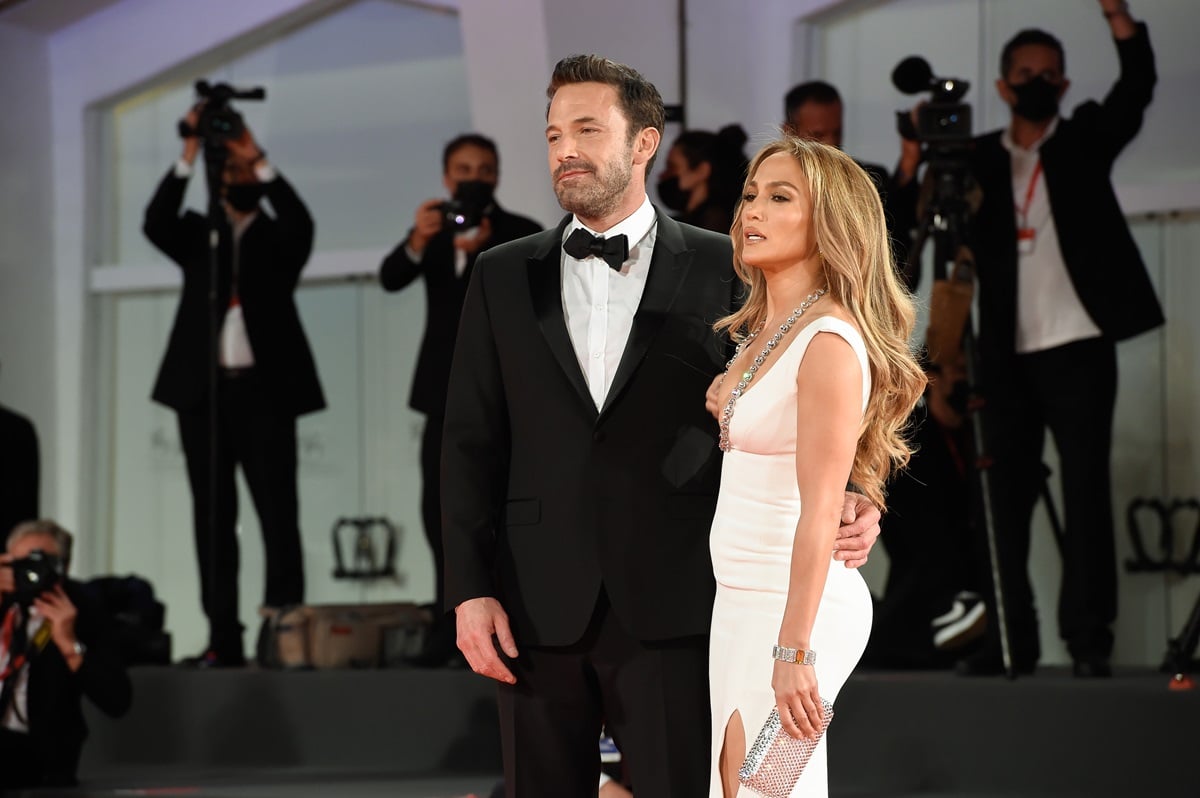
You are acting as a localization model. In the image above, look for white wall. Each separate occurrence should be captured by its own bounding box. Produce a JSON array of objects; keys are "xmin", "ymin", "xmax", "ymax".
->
[{"xmin": 0, "ymin": 24, "xmax": 56, "ymax": 516}]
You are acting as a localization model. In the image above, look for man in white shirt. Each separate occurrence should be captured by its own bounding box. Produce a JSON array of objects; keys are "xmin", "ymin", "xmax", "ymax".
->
[
  {"xmin": 958, "ymin": 0, "xmax": 1161, "ymax": 678},
  {"xmin": 144, "ymin": 103, "xmax": 326, "ymax": 668},
  {"xmin": 0, "ymin": 520, "xmax": 131, "ymax": 789}
]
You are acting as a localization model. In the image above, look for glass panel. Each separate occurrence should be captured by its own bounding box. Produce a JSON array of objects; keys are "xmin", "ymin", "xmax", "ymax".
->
[{"xmin": 101, "ymin": 0, "xmax": 468, "ymax": 265}]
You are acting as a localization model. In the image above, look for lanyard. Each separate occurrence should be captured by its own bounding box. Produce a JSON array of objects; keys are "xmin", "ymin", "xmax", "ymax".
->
[
  {"xmin": 1016, "ymin": 158, "xmax": 1043, "ymax": 226},
  {"xmin": 0, "ymin": 605, "xmax": 27, "ymax": 681}
]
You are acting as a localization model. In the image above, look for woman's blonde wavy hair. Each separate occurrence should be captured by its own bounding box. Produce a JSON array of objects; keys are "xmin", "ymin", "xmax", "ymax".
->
[{"xmin": 716, "ymin": 136, "xmax": 926, "ymax": 510}]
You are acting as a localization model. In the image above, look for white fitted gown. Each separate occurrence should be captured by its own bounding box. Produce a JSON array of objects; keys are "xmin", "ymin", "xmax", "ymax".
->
[{"xmin": 708, "ymin": 317, "xmax": 874, "ymax": 797}]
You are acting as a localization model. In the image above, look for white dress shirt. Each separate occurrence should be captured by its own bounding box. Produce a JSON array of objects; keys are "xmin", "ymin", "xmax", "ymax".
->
[
  {"xmin": 174, "ymin": 158, "xmax": 263, "ymax": 368},
  {"xmin": 1002, "ymin": 120, "xmax": 1102, "ymax": 354},
  {"xmin": 0, "ymin": 609, "xmax": 45, "ymax": 734},
  {"xmin": 219, "ymin": 213, "xmax": 258, "ymax": 368},
  {"xmin": 561, "ymin": 196, "xmax": 657, "ymax": 410}
]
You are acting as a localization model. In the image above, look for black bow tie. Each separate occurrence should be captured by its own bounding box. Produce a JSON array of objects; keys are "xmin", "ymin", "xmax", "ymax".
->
[{"xmin": 563, "ymin": 228, "xmax": 629, "ymax": 271}]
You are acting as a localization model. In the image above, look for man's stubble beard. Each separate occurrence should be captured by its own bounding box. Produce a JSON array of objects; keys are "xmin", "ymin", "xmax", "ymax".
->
[{"xmin": 553, "ymin": 148, "xmax": 635, "ymax": 221}]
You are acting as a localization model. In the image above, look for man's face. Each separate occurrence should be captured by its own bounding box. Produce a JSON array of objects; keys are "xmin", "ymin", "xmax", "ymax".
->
[
  {"xmin": 998, "ymin": 43, "xmax": 1069, "ymax": 107},
  {"xmin": 7, "ymin": 533, "xmax": 61, "ymax": 562},
  {"xmin": 786, "ymin": 101, "xmax": 844, "ymax": 148},
  {"xmin": 443, "ymin": 144, "xmax": 499, "ymax": 197},
  {"xmin": 546, "ymin": 81, "xmax": 639, "ymax": 222}
]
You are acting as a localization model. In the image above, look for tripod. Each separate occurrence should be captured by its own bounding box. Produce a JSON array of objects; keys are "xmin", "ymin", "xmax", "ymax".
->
[{"xmin": 907, "ymin": 148, "xmax": 1021, "ymax": 679}]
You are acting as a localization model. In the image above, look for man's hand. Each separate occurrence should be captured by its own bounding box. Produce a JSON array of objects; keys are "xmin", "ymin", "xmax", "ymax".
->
[
  {"xmin": 453, "ymin": 215, "xmax": 494, "ymax": 256},
  {"xmin": 408, "ymin": 198, "xmax": 447, "ymax": 256},
  {"xmin": 455, "ymin": 596, "xmax": 519, "ymax": 684},
  {"xmin": 33, "ymin": 585, "xmax": 80, "ymax": 660},
  {"xmin": 225, "ymin": 126, "xmax": 264, "ymax": 171},
  {"xmin": 705, "ymin": 373, "xmax": 724, "ymax": 421},
  {"xmin": 835, "ymin": 491, "xmax": 881, "ymax": 568},
  {"xmin": 181, "ymin": 103, "xmax": 203, "ymax": 165}
]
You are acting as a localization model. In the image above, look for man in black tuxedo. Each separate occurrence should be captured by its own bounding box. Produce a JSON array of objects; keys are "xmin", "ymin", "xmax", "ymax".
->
[
  {"xmin": 443, "ymin": 55, "xmax": 882, "ymax": 797},
  {"xmin": 380, "ymin": 134, "xmax": 541, "ymax": 666},
  {"xmin": 783, "ymin": 80, "xmax": 920, "ymax": 283},
  {"xmin": 957, "ymin": 0, "xmax": 1160, "ymax": 677},
  {"xmin": 144, "ymin": 105, "xmax": 325, "ymax": 668},
  {"xmin": 0, "ymin": 520, "xmax": 131, "ymax": 789}
]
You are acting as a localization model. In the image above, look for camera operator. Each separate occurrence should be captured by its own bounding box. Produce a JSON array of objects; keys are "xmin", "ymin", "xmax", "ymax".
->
[
  {"xmin": 144, "ymin": 99, "xmax": 326, "ymax": 668},
  {"xmin": 0, "ymin": 520, "xmax": 131, "ymax": 789},
  {"xmin": 379, "ymin": 133, "xmax": 541, "ymax": 668},
  {"xmin": 954, "ymin": 0, "xmax": 1161, "ymax": 678},
  {"xmin": 783, "ymin": 80, "xmax": 921, "ymax": 282}
]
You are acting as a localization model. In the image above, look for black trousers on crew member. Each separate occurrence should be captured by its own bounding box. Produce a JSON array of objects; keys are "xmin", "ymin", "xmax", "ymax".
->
[
  {"xmin": 177, "ymin": 370, "xmax": 304, "ymax": 658},
  {"xmin": 497, "ymin": 591, "xmax": 710, "ymax": 798},
  {"xmin": 982, "ymin": 336, "xmax": 1118, "ymax": 662},
  {"xmin": 0, "ymin": 728, "xmax": 39, "ymax": 789}
]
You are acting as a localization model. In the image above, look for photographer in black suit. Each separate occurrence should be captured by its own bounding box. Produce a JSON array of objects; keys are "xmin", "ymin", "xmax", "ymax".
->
[
  {"xmin": 0, "ymin": 520, "xmax": 131, "ymax": 789},
  {"xmin": 783, "ymin": 80, "xmax": 920, "ymax": 280},
  {"xmin": 380, "ymin": 133, "xmax": 540, "ymax": 667},
  {"xmin": 957, "ymin": 0, "xmax": 1160, "ymax": 678},
  {"xmin": 144, "ymin": 103, "xmax": 325, "ymax": 668}
]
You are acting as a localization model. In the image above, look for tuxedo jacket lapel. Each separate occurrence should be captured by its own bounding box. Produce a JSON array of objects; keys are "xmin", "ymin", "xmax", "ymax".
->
[
  {"xmin": 600, "ymin": 209, "xmax": 694, "ymax": 417},
  {"xmin": 527, "ymin": 217, "xmax": 597, "ymax": 417}
]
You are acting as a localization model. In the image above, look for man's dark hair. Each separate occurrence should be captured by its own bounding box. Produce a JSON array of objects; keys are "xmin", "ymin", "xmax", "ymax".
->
[
  {"xmin": 442, "ymin": 133, "xmax": 499, "ymax": 174},
  {"xmin": 546, "ymin": 54, "xmax": 666, "ymax": 174},
  {"xmin": 1000, "ymin": 29, "xmax": 1066, "ymax": 79},
  {"xmin": 784, "ymin": 81, "xmax": 843, "ymax": 120}
]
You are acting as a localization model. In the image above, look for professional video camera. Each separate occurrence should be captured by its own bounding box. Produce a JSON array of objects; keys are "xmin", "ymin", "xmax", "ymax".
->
[
  {"xmin": 892, "ymin": 56, "xmax": 972, "ymax": 148},
  {"xmin": 9, "ymin": 549, "xmax": 64, "ymax": 607},
  {"xmin": 177, "ymin": 80, "xmax": 266, "ymax": 149},
  {"xmin": 440, "ymin": 179, "xmax": 494, "ymax": 231}
]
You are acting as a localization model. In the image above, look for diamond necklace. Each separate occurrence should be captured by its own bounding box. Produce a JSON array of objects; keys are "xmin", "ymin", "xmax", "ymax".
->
[{"xmin": 718, "ymin": 287, "xmax": 827, "ymax": 452}]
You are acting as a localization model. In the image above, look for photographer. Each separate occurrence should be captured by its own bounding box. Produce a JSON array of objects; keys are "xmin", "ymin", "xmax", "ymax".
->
[
  {"xmin": 956, "ymin": 0, "xmax": 1161, "ymax": 677},
  {"xmin": 379, "ymin": 133, "xmax": 540, "ymax": 668},
  {"xmin": 144, "ymin": 98, "xmax": 325, "ymax": 668},
  {"xmin": 0, "ymin": 520, "xmax": 131, "ymax": 789},
  {"xmin": 783, "ymin": 81, "xmax": 921, "ymax": 281}
]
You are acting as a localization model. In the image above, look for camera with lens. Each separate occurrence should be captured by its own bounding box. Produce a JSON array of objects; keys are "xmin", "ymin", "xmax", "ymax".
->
[
  {"xmin": 439, "ymin": 180, "xmax": 495, "ymax": 231},
  {"xmin": 177, "ymin": 80, "xmax": 267, "ymax": 148},
  {"xmin": 7, "ymin": 549, "xmax": 64, "ymax": 607},
  {"xmin": 892, "ymin": 56, "xmax": 972, "ymax": 150}
]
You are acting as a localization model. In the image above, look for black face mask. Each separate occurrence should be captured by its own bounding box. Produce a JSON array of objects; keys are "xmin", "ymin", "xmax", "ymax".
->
[
  {"xmin": 226, "ymin": 183, "xmax": 266, "ymax": 213},
  {"xmin": 657, "ymin": 176, "xmax": 689, "ymax": 211},
  {"xmin": 1008, "ymin": 76, "xmax": 1061, "ymax": 122}
]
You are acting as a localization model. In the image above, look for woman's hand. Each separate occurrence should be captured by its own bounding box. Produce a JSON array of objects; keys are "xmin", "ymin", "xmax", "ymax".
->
[
  {"xmin": 772, "ymin": 659, "xmax": 824, "ymax": 740},
  {"xmin": 705, "ymin": 373, "xmax": 724, "ymax": 421}
]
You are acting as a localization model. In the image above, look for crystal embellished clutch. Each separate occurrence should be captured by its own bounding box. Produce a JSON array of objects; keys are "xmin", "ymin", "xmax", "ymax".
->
[{"xmin": 738, "ymin": 700, "xmax": 834, "ymax": 798}]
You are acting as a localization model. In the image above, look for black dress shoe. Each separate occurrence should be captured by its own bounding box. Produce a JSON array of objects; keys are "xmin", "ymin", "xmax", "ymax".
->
[
  {"xmin": 1072, "ymin": 658, "xmax": 1112, "ymax": 678},
  {"xmin": 178, "ymin": 649, "xmax": 246, "ymax": 669}
]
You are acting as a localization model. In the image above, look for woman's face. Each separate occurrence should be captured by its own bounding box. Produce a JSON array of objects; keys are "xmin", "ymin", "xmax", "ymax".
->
[
  {"xmin": 738, "ymin": 151, "xmax": 817, "ymax": 271},
  {"xmin": 665, "ymin": 145, "xmax": 707, "ymax": 192}
]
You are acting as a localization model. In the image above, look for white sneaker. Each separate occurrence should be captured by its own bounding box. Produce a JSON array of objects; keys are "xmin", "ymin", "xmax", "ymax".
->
[{"xmin": 932, "ymin": 591, "xmax": 987, "ymax": 650}]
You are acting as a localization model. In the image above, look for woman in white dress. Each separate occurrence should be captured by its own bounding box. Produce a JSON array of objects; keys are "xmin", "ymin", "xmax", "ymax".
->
[{"xmin": 707, "ymin": 138, "xmax": 926, "ymax": 797}]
